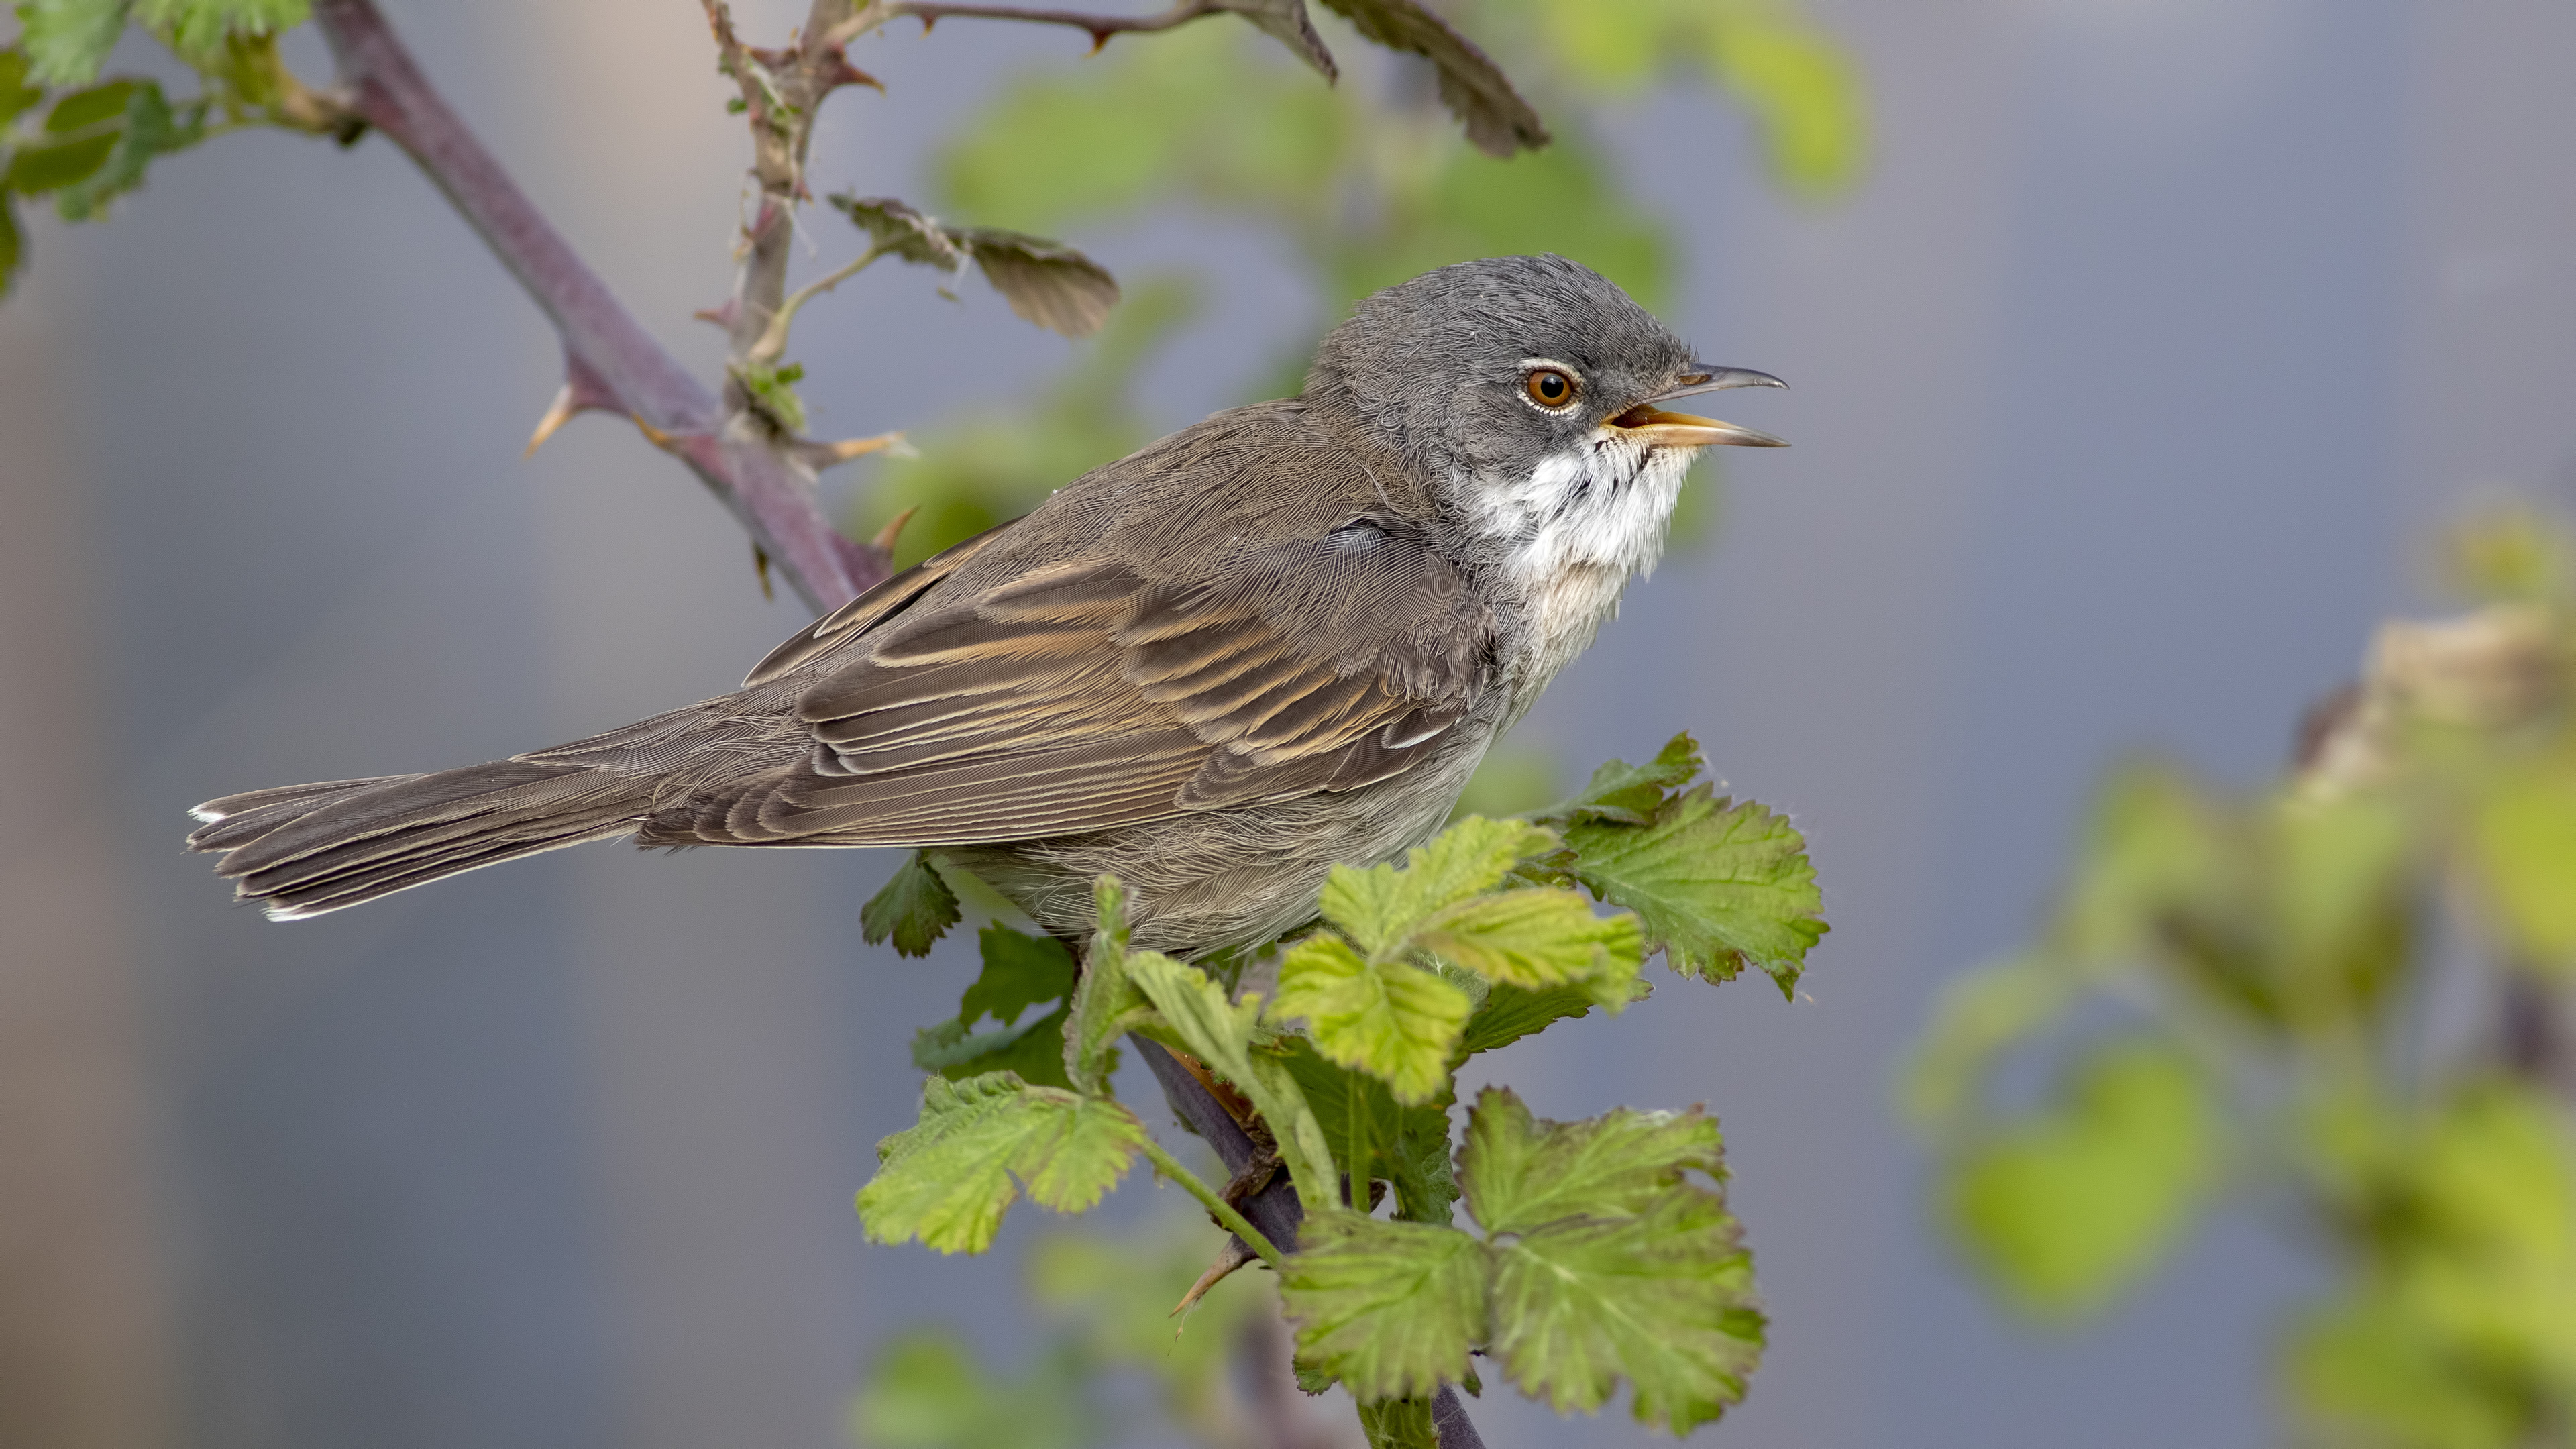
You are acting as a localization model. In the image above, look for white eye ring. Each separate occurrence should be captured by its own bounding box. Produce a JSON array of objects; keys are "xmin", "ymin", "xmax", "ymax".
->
[{"xmin": 1519, "ymin": 359, "xmax": 1582, "ymax": 412}]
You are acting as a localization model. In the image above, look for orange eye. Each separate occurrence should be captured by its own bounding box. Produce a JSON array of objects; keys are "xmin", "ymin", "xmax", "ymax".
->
[{"xmin": 1524, "ymin": 368, "xmax": 1577, "ymax": 407}]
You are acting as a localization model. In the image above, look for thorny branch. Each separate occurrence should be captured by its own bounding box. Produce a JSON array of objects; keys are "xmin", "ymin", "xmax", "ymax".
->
[
  {"xmin": 294, "ymin": 3, "xmax": 1487, "ymax": 1441},
  {"xmin": 308, "ymin": 0, "xmax": 888, "ymax": 614},
  {"xmin": 868, "ymin": 0, "xmax": 1224, "ymax": 49}
]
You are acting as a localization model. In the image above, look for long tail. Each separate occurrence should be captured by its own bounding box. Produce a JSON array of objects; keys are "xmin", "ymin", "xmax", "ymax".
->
[{"xmin": 187, "ymin": 757, "xmax": 656, "ymax": 920}]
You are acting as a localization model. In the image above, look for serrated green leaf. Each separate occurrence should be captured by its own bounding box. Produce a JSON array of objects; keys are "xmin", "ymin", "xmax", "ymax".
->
[
  {"xmin": 1112, "ymin": 915, "xmax": 1339, "ymax": 1209},
  {"xmin": 1353, "ymin": 1395, "xmax": 1439, "ymax": 1449},
  {"xmin": 1271, "ymin": 935, "xmax": 1470, "ymax": 1105},
  {"xmin": 135, "ymin": 0, "xmax": 310, "ymax": 56},
  {"xmin": 862, "ymin": 851, "xmax": 962, "ymax": 958},
  {"xmin": 1564, "ymin": 789, "xmax": 1825, "ymax": 996},
  {"xmin": 1311, "ymin": 0, "xmax": 1547, "ymax": 157},
  {"xmin": 1458, "ymin": 1087, "xmax": 1725, "ymax": 1236},
  {"xmin": 19, "ymin": 1, "xmax": 133, "ymax": 87},
  {"xmin": 1318, "ymin": 861, "xmax": 1413, "ymax": 959},
  {"xmin": 1487, "ymin": 1191, "xmax": 1762, "ymax": 1432},
  {"xmin": 1280, "ymin": 1211, "xmax": 1488, "ymax": 1401},
  {"xmin": 54, "ymin": 78, "xmax": 198, "ymax": 222},
  {"xmin": 1063, "ymin": 883, "xmax": 1156, "ymax": 1096},
  {"xmin": 1457, "ymin": 977, "xmax": 1646, "ymax": 1057},
  {"xmin": 858, "ymin": 1073, "xmax": 1144, "ymax": 1254},
  {"xmin": 1536, "ymin": 732, "xmax": 1703, "ymax": 826},
  {"xmin": 3, "ymin": 127, "xmax": 117, "ymax": 191},
  {"xmin": 1276, "ymin": 1038, "xmax": 1459, "ymax": 1223},
  {"xmin": 912, "ymin": 1004, "xmax": 1075, "ymax": 1091},
  {"xmin": 961, "ymin": 925, "xmax": 1075, "ymax": 1028},
  {"xmin": 1412, "ymin": 888, "xmax": 1642, "ymax": 991},
  {"xmin": 1944, "ymin": 1038, "xmax": 2218, "ymax": 1319}
]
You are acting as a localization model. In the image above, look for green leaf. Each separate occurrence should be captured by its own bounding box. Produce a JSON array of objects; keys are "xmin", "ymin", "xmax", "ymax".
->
[
  {"xmin": 1456, "ymin": 977, "xmax": 1646, "ymax": 1057},
  {"xmin": 1458, "ymin": 1087, "xmax": 1725, "ymax": 1236},
  {"xmin": 1562, "ymin": 788, "xmax": 1826, "ymax": 997},
  {"xmin": 857, "ymin": 1073, "xmax": 1145, "ymax": 1254},
  {"xmin": 1487, "ymin": 1191, "xmax": 1763, "ymax": 1432},
  {"xmin": 1943, "ymin": 1038, "xmax": 2219, "ymax": 1319},
  {"xmin": 18, "ymin": 1, "xmax": 133, "ymax": 87},
  {"xmin": 828, "ymin": 193, "xmax": 1119, "ymax": 338},
  {"xmin": 1, "ymin": 50, "xmax": 48, "ymax": 125},
  {"xmin": 41, "ymin": 76, "xmax": 133, "ymax": 131},
  {"xmin": 1310, "ymin": 0, "xmax": 1547, "ymax": 157},
  {"xmin": 734, "ymin": 358, "xmax": 806, "ymax": 435},
  {"xmin": 2470, "ymin": 756, "xmax": 2576, "ymax": 975},
  {"xmin": 1279, "ymin": 1211, "xmax": 1488, "ymax": 1401},
  {"xmin": 1063, "ymin": 880, "xmax": 1157, "ymax": 1096},
  {"xmin": 0, "ymin": 198, "xmax": 22, "ymax": 298},
  {"xmin": 862, "ymin": 851, "xmax": 962, "ymax": 958},
  {"xmin": 1111, "ymin": 910, "xmax": 1339, "ymax": 1210},
  {"xmin": 961, "ymin": 925, "xmax": 1075, "ymax": 1028},
  {"xmin": 1412, "ymin": 888, "xmax": 1643, "ymax": 991},
  {"xmin": 1271, "ymin": 935, "xmax": 1470, "ymax": 1105},
  {"xmin": 133, "ymin": 0, "xmax": 311, "ymax": 56},
  {"xmin": 1536, "ymin": 731, "xmax": 1703, "ymax": 826},
  {"xmin": 911, "ymin": 1004, "xmax": 1075, "ymax": 1091},
  {"xmin": 1316, "ymin": 816, "xmax": 1556, "ymax": 959},
  {"xmin": 1705, "ymin": 1, "xmax": 1872, "ymax": 197},
  {"xmin": 54, "ymin": 78, "xmax": 201, "ymax": 222},
  {"xmin": 851, "ymin": 1328, "xmax": 1097, "ymax": 1449},
  {"xmin": 3, "ymin": 127, "xmax": 117, "ymax": 191},
  {"xmin": 1276, "ymin": 1038, "xmax": 1459, "ymax": 1223},
  {"xmin": 1352, "ymin": 1396, "xmax": 1438, "ymax": 1449}
]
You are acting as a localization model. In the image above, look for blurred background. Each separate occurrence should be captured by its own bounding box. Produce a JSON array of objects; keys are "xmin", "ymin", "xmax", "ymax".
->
[{"xmin": 3, "ymin": 1, "xmax": 2573, "ymax": 1448}]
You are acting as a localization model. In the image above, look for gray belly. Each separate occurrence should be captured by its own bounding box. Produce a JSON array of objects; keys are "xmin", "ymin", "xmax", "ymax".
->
[{"xmin": 945, "ymin": 724, "xmax": 1495, "ymax": 956}]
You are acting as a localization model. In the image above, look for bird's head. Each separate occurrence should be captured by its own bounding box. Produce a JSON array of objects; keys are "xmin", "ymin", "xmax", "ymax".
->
[{"xmin": 1303, "ymin": 254, "xmax": 1786, "ymax": 528}]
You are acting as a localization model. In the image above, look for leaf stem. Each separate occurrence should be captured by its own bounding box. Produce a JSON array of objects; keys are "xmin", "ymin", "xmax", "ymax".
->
[
  {"xmin": 1136, "ymin": 1133, "xmax": 1284, "ymax": 1269},
  {"xmin": 747, "ymin": 244, "xmax": 886, "ymax": 366}
]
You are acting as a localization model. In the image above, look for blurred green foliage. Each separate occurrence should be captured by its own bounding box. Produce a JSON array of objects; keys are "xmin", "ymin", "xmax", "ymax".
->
[
  {"xmin": 851, "ymin": 1212, "xmax": 1300, "ymax": 1449},
  {"xmin": 2, "ymin": 13, "xmax": 345, "ymax": 296},
  {"xmin": 850, "ymin": 0, "xmax": 1866, "ymax": 568},
  {"xmin": 1909, "ymin": 509, "xmax": 2576, "ymax": 1447}
]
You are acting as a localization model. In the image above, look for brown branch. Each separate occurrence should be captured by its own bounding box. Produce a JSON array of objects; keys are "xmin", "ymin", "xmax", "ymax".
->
[
  {"xmin": 307, "ymin": 0, "xmax": 888, "ymax": 614},
  {"xmin": 870, "ymin": 0, "xmax": 1220, "ymax": 48}
]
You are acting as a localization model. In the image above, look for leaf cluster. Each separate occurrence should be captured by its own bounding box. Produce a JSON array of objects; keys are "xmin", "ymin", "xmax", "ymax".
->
[
  {"xmin": 854, "ymin": 742, "xmax": 1827, "ymax": 1444},
  {"xmin": 3, "ymin": 14, "xmax": 350, "ymax": 296},
  {"xmin": 1907, "ymin": 509, "xmax": 2576, "ymax": 1447},
  {"xmin": 1282, "ymin": 1087, "xmax": 1762, "ymax": 1434}
]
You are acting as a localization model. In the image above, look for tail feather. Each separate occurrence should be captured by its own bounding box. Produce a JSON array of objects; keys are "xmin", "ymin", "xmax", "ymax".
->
[{"xmin": 189, "ymin": 758, "xmax": 653, "ymax": 920}]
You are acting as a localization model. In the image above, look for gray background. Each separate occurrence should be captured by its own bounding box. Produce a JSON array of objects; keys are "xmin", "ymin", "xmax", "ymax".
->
[{"xmin": 4, "ymin": 1, "xmax": 2573, "ymax": 1446}]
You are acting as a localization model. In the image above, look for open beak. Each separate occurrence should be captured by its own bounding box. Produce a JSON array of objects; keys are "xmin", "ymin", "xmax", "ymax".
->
[{"xmin": 1604, "ymin": 363, "xmax": 1788, "ymax": 449}]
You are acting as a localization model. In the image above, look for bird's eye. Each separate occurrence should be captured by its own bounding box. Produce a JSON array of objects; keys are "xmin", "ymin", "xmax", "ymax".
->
[{"xmin": 1524, "ymin": 368, "xmax": 1578, "ymax": 408}]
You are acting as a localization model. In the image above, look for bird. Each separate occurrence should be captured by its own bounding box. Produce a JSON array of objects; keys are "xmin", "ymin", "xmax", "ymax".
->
[{"xmin": 186, "ymin": 254, "xmax": 1786, "ymax": 956}]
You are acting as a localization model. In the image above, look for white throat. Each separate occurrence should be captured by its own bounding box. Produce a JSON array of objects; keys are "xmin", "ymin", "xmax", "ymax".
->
[{"xmin": 1461, "ymin": 432, "xmax": 1696, "ymax": 710}]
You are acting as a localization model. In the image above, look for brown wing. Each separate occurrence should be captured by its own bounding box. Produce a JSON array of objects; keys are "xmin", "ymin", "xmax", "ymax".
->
[{"xmin": 659, "ymin": 513, "xmax": 1492, "ymax": 849}]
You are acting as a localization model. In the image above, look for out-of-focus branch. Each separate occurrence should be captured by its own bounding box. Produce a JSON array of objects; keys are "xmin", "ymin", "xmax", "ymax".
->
[
  {"xmin": 307, "ymin": 0, "xmax": 888, "ymax": 614},
  {"xmin": 865, "ymin": 0, "xmax": 1221, "ymax": 48}
]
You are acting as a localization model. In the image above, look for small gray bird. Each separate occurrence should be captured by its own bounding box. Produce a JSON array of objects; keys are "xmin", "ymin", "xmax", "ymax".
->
[{"xmin": 188, "ymin": 255, "xmax": 1785, "ymax": 954}]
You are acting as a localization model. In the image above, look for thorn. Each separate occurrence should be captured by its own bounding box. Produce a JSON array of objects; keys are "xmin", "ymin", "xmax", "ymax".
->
[
  {"xmin": 694, "ymin": 298, "xmax": 739, "ymax": 329},
  {"xmin": 870, "ymin": 504, "xmax": 918, "ymax": 555},
  {"xmin": 753, "ymin": 541, "xmax": 775, "ymax": 602},
  {"xmin": 525, "ymin": 385, "xmax": 581, "ymax": 457},
  {"xmin": 808, "ymin": 430, "xmax": 910, "ymax": 468},
  {"xmin": 828, "ymin": 53, "xmax": 883, "ymax": 91},
  {"xmin": 527, "ymin": 354, "xmax": 622, "ymax": 456},
  {"xmin": 1171, "ymin": 1238, "xmax": 1255, "ymax": 1321},
  {"xmin": 1088, "ymin": 29, "xmax": 1110, "ymax": 54},
  {"xmin": 632, "ymin": 413, "xmax": 676, "ymax": 449}
]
